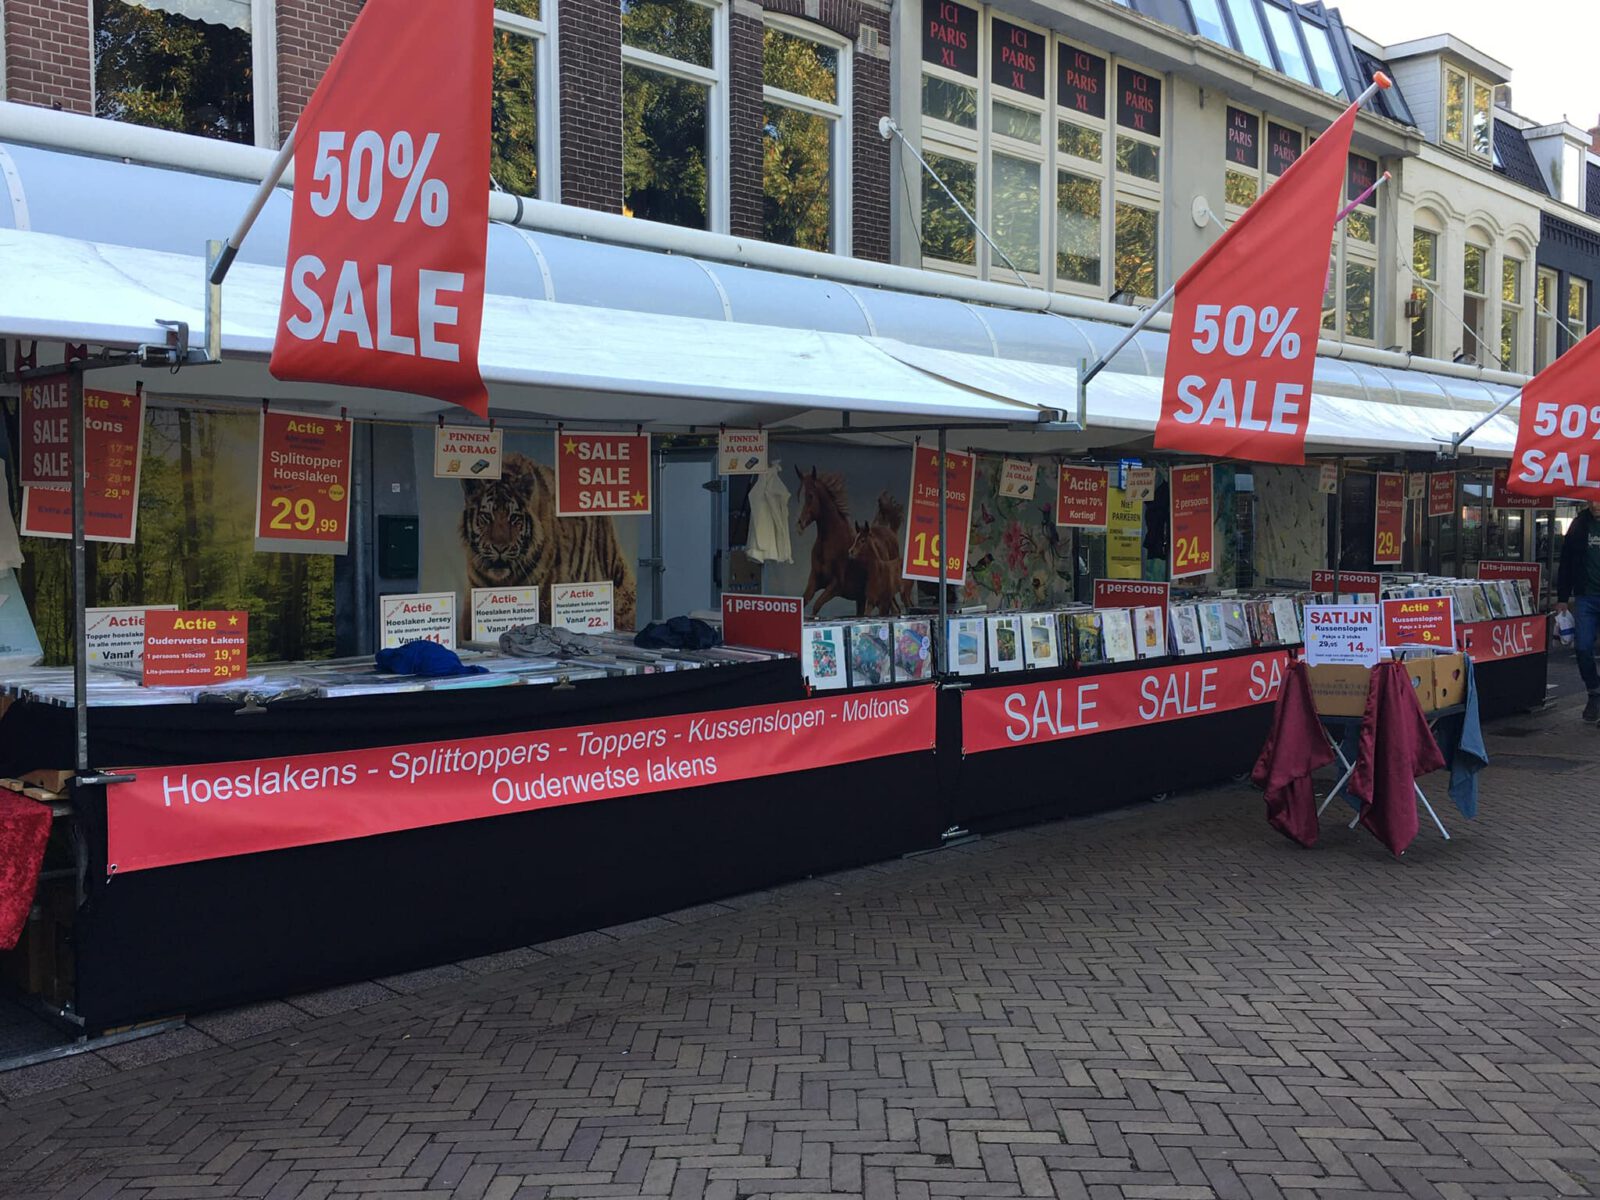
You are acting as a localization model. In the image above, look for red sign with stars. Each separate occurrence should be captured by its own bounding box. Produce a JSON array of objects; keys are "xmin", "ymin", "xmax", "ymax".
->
[
  {"xmin": 20, "ymin": 388, "xmax": 145, "ymax": 544},
  {"xmin": 143, "ymin": 610, "xmax": 250, "ymax": 687},
  {"xmin": 555, "ymin": 433, "xmax": 652, "ymax": 517},
  {"xmin": 255, "ymin": 409, "xmax": 354, "ymax": 553}
]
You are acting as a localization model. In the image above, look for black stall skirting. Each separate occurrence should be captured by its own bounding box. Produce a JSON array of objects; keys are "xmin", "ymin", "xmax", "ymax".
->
[{"xmin": 1474, "ymin": 652, "xmax": 1549, "ymax": 721}]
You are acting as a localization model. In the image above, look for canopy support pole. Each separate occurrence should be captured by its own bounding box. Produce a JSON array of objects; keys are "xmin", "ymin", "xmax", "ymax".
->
[
  {"xmin": 937, "ymin": 428, "xmax": 949, "ymax": 675},
  {"xmin": 68, "ymin": 369, "xmax": 88, "ymax": 776}
]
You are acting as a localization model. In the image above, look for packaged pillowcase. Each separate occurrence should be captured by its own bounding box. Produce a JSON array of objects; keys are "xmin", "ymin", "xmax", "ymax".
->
[
  {"xmin": 804, "ymin": 624, "xmax": 847, "ymax": 690},
  {"xmin": 1100, "ymin": 609, "xmax": 1138, "ymax": 663},
  {"xmin": 986, "ymin": 614, "xmax": 1025, "ymax": 673},
  {"xmin": 848, "ymin": 622, "xmax": 893, "ymax": 687},
  {"xmin": 1072, "ymin": 612, "xmax": 1104, "ymax": 665},
  {"xmin": 893, "ymin": 620, "xmax": 933, "ymax": 680},
  {"xmin": 1133, "ymin": 606, "xmax": 1166, "ymax": 659},
  {"xmin": 947, "ymin": 616, "xmax": 987, "ymax": 676},
  {"xmin": 1171, "ymin": 605, "xmax": 1204, "ymax": 656},
  {"xmin": 1023, "ymin": 612, "xmax": 1060, "ymax": 668}
]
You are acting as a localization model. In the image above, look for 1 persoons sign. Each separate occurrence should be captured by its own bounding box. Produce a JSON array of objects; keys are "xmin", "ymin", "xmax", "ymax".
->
[{"xmin": 270, "ymin": 0, "xmax": 492, "ymax": 415}]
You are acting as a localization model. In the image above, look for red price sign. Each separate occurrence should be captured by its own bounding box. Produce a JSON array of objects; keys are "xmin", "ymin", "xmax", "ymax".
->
[
  {"xmin": 1381, "ymin": 596, "xmax": 1455, "ymax": 652},
  {"xmin": 1054, "ymin": 465, "xmax": 1109, "ymax": 529},
  {"xmin": 21, "ymin": 389, "xmax": 145, "ymax": 544},
  {"xmin": 1373, "ymin": 472, "xmax": 1405, "ymax": 566},
  {"xmin": 1311, "ymin": 570, "xmax": 1380, "ymax": 596},
  {"xmin": 1492, "ymin": 467, "xmax": 1546, "ymax": 511},
  {"xmin": 722, "ymin": 594, "xmax": 803, "ymax": 654},
  {"xmin": 19, "ymin": 374, "xmax": 71, "ymax": 487},
  {"xmin": 143, "ymin": 610, "xmax": 249, "ymax": 687},
  {"xmin": 555, "ymin": 433, "xmax": 652, "ymax": 517},
  {"xmin": 1169, "ymin": 464, "xmax": 1214, "ymax": 579},
  {"xmin": 255, "ymin": 410, "xmax": 354, "ymax": 553},
  {"xmin": 1428, "ymin": 471, "xmax": 1456, "ymax": 519},
  {"xmin": 1093, "ymin": 580, "xmax": 1170, "ymax": 609},
  {"xmin": 901, "ymin": 445, "xmax": 976, "ymax": 585}
]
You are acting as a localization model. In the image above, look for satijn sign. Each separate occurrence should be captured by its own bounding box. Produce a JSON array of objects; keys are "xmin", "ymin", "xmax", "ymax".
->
[
  {"xmin": 1170, "ymin": 464, "xmax": 1215, "ymax": 579},
  {"xmin": 269, "ymin": 0, "xmax": 492, "ymax": 414},
  {"xmin": 106, "ymin": 686, "xmax": 939, "ymax": 874},
  {"xmin": 255, "ymin": 409, "xmax": 354, "ymax": 554},
  {"xmin": 1225, "ymin": 107, "xmax": 1260, "ymax": 169},
  {"xmin": 143, "ymin": 610, "xmax": 249, "ymax": 687},
  {"xmin": 21, "ymin": 388, "xmax": 146, "ymax": 544},
  {"xmin": 922, "ymin": 0, "xmax": 977, "ymax": 75},
  {"xmin": 1057, "ymin": 43, "xmax": 1106, "ymax": 119},
  {"xmin": 1311, "ymin": 569, "xmax": 1380, "ymax": 596},
  {"xmin": 1302, "ymin": 604, "xmax": 1380, "ymax": 668},
  {"xmin": 962, "ymin": 651, "xmax": 1291, "ymax": 755},
  {"xmin": 1093, "ymin": 580, "xmax": 1171, "ymax": 609},
  {"xmin": 1116, "ymin": 66, "xmax": 1161, "ymax": 136},
  {"xmin": 1478, "ymin": 559, "xmax": 1542, "ymax": 598},
  {"xmin": 991, "ymin": 17, "xmax": 1044, "ymax": 98},
  {"xmin": 555, "ymin": 433, "xmax": 652, "ymax": 517},
  {"xmin": 1267, "ymin": 122, "xmax": 1303, "ymax": 176},
  {"xmin": 1506, "ymin": 326, "xmax": 1600, "ymax": 500},
  {"xmin": 1493, "ymin": 467, "xmax": 1545, "ymax": 511},
  {"xmin": 1055, "ymin": 465, "xmax": 1109, "ymax": 529},
  {"xmin": 722, "ymin": 593, "xmax": 803, "ymax": 654},
  {"xmin": 1458, "ymin": 616, "xmax": 1547, "ymax": 664},
  {"xmin": 19, "ymin": 374, "xmax": 71, "ymax": 487},
  {"xmin": 1428, "ymin": 471, "xmax": 1456, "ymax": 519},
  {"xmin": 1373, "ymin": 471, "xmax": 1405, "ymax": 565},
  {"xmin": 1381, "ymin": 596, "xmax": 1456, "ymax": 652},
  {"xmin": 901, "ymin": 445, "xmax": 976, "ymax": 584}
]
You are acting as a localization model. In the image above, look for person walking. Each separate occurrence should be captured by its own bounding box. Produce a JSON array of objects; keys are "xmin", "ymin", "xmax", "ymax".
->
[{"xmin": 1557, "ymin": 500, "xmax": 1600, "ymax": 721}]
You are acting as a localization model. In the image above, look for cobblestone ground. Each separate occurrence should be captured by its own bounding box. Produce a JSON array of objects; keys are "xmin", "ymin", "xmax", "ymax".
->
[{"xmin": 2, "ymin": 687, "xmax": 1599, "ymax": 1200}]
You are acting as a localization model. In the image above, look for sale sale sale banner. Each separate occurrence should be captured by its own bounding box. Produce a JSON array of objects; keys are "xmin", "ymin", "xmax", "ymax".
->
[
  {"xmin": 143, "ymin": 610, "xmax": 249, "ymax": 687},
  {"xmin": 901, "ymin": 445, "xmax": 976, "ymax": 585},
  {"xmin": 19, "ymin": 374, "xmax": 71, "ymax": 487},
  {"xmin": 1506, "ymin": 326, "xmax": 1600, "ymax": 500},
  {"xmin": 1054, "ymin": 466, "xmax": 1109, "ymax": 529},
  {"xmin": 1169, "ymin": 464, "xmax": 1215, "ymax": 579},
  {"xmin": 1381, "ymin": 596, "xmax": 1455, "ymax": 652},
  {"xmin": 255, "ymin": 410, "xmax": 354, "ymax": 554},
  {"xmin": 556, "ymin": 433, "xmax": 652, "ymax": 517},
  {"xmin": 1428, "ymin": 471, "xmax": 1455, "ymax": 519},
  {"xmin": 1373, "ymin": 472, "xmax": 1404, "ymax": 565},
  {"xmin": 269, "ymin": 0, "xmax": 491, "ymax": 414},
  {"xmin": 1155, "ymin": 101, "xmax": 1359, "ymax": 465},
  {"xmin": 21, "ymin": 389, "xmax": 146, "ymax": 544}
]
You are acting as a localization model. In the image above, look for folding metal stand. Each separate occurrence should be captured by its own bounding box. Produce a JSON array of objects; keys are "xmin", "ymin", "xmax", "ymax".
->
[{"xmin": 1314, "ymin": 707, "xmax": 1463, "ymax": 841}]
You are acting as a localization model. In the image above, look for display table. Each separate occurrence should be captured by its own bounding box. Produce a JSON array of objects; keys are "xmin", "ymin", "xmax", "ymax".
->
[
  {"xmin": 1460, "ymin": 615, "xmax": 1550, "ymax": 719},
  {"xmin": 1, "ymin": 662, "xmax": 942, "ymax": 1031}
]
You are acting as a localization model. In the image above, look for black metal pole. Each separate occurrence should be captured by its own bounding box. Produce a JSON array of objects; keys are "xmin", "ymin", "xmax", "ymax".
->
[
  {"xmin": 69, "ymin": 369, "xmax": 89, "ymax": 774},
  {"xmin": 937, "ymin": 430, "xmax": 948, "ymax": 674}
]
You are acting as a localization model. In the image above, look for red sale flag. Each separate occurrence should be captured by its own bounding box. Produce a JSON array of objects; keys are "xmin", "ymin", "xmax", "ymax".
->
[
  {"xmin": 1156, "ymin": 99, "xmax": 1361, "ymax": 466},
  {"xmin": 270, "ymin": 0, "xmax": 493, "ymax": 416},
  {"xmin": 1508, "ymin": 327, "xmax": 1600, "ymax": 499}
]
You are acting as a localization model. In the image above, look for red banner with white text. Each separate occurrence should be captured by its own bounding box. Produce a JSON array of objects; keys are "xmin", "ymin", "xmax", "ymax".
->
[
  {"xmin": 1508, "ymin": 327, "xmax": 1600, "ymax": 500},
  {"xmin": 901, "ymin": 445, "xmax": 976, "ymax": 584},
  {"xmin": 962, "ymin": 651, "xmax": 1292, "ymax": 754},
  {"xmin": 270, "ymin": 0, "xmax": 492, "ymax": 415},
  {"xmin": 1155, "ymin": 102, "xmax": 1359, "ymax": 465},
  {"xmin": 106, "ymin": 688, "xmax": 937, "ymax": 873},
  {"xmin": 1458, "ymin": 616, "xmax": 1547, "ymax": 664}
]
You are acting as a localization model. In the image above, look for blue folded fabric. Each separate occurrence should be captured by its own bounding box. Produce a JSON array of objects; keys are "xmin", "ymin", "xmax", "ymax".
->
[
  {"xmin": 635, "ymin": 616, "xmax": 721, "ymax": 650},
  {"xmin": 1434, "ymin": 659, "xmax": 1488, "ymax": 819},
  {"xmin": 375, "ymin": 641, "xmax": 488, "ymax": 677}
]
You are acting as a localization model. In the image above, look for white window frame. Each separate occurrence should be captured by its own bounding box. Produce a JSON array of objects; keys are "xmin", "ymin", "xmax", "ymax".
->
[
  {"xmin": 1322, "ymin": 154, "xmax": 1379, "ymax": 346},
  {"xmin": 1535, "ymin": 266, "xmax": 1559, "ymax": 371},
  {"xmin": 983, "ymin": 10, "xmax": 1047, "ymax": 285},
  {"xmin": 919, "ymin": 0, "xmax": 982, "ymax": 277},
  {"xmin": 1410, "ymin": 224, "xmax": 1441, "ymax": 359},
  {"xmin": 760, "ymin": 13, "xmax": 851, "ymax": 255},
  {"xmin": 494, "ymin": 3, "xmax": 560, "ymax": 201},
  {"xmin": 1499, "ymin": 253, "xmax": 1524, "ymax": 372},
  {"xmin": 1221, "ymin": 105, "xmax": 1304, "ymax": 224},
  {"xmin": 1462, "ymin": 240, "xmax": 1489, "ymax": 361},
  {"xmin": 620, "ymin": 0, "xmax": 729, "ymax": 233},
  {"xmin": 1441, "ymin": 63, "xmax": 1493, "ymax": 160},
  {"xmin": 1570, "ymin": 277, "xmax": 1592, "ymax": 343}
]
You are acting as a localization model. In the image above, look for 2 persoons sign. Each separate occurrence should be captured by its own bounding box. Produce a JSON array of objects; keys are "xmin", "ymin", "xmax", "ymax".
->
[
  {"xmin": 270, "ymin": 0, "xmax": 492, "ymax": 415},
  {"xmin": 106, "ymin": 687, "xmax": 937, "ymax": 873},
  {"xmin": 962, "ymin": 651, "xmax": 1290, "ymax": 753}
]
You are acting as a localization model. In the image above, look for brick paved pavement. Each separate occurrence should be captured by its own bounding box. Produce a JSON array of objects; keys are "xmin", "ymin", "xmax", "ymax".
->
[{"xmin": 2, "ymin": 690, "xmax": 1599, "ymax": 1199}]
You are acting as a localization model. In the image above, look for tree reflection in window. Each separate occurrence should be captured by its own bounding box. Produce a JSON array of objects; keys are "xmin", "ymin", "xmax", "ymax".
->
[
  {"xmin": 1056, "ymin": 171, "xmax": 1100, "ymax": 285},
  {"xmin": 762, "ymin": 24, "xmax": 842, "ymax": 252},
  {"xmin": 93, "ymin": 0, "xmax": 253, "ymax": 144},
  {"xmin": 623, "ymin": 64, "xmax": 710, "ymax": 227},
  {"xmin": 922, "ymin": 152, "xmax": 977, "ymax": 265},
  {"xmin": 1114, "ymin": 202, "xmax": 1157, "ymax": 298},
  {"xmin": 492, "ymin": 4, "xmax": 540, "ymax": 196}
]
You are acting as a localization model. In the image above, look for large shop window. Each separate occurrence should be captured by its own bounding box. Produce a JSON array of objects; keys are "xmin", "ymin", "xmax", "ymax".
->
[
  {"xmin": 492, "ymin": 0, "xmax": 554, "ymax": 199},
  {"xmin": 918, "ymin": 0, "xmax": 1164, "ymax": 297},
  {"xmin": 622, "ymin": 0, "xmax": 727, "ymax": 231},
  {"xmin": 92, "ymin": 0, "xmax": 255, "ymax": 144},
  {"xmin": 1321, "ymin": 153, "xmax": 1378, "ymax": 344},
  {"xmin": 1410, "ymin": 227, "xmax": 1438, "ymax": 358},
  {"xmin": 762, "ymin": 19, "xmax": 850, "ymax": 253},
  {"xmin": 1442, "ymin": 64, "xmax": 1494, "ymax": 159}
]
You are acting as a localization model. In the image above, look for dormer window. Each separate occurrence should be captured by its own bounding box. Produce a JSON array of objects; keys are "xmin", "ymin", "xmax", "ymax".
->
[{"xmin": 1442, "ymin": 63, "xmax": 1493, "ymax": 159}]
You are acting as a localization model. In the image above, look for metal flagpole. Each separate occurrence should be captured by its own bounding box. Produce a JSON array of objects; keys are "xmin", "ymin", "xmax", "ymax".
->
[
  {"xmin": 1076, "ymin": 74, "xmax": 1392, "ymax": 402},
  {"xmin": 1442, "ymin": 387, "xmax": 1523, "ymax": 458},
  {"xmin": 208, "ymin": 126, "xmax": 299, "ymax": 286},
  {"xmin": 937, "ymin": 429, "xmax": 949, "ymax": 675}
]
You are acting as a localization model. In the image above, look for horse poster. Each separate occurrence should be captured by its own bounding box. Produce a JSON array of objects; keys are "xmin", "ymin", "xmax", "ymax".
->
[{"xmin": 900, "ymin": 446, "xmax": 977, "ymax": 586}]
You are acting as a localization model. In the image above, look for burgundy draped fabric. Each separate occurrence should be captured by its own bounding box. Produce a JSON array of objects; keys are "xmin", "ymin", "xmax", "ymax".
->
[
  {"xmin": 0, "ymin": 792, "xmax": 51, "ymax": 949},
  {"xmin": 1350, "ymin": 661, "xmax": 1446, "ymax": 857},
  {"xmin": 1252, "ymin": 661, "xmax": 1334, "ymax": 847}
]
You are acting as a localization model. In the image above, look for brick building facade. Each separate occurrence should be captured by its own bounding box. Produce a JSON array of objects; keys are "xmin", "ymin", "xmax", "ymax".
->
[{"xmin": 0, "ymin": 0, "xmax": 892, "ymax": 261}]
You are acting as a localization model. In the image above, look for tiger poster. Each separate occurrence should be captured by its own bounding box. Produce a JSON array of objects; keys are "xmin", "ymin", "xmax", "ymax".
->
[{"xmin": 412, "ymin": 430, "xmax": 641, "ymax": 639}]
